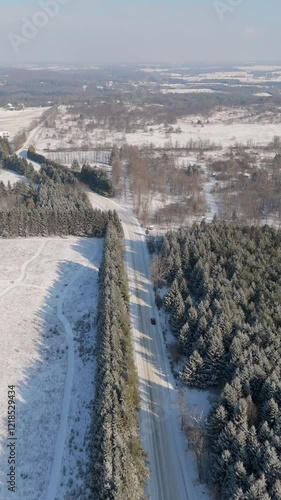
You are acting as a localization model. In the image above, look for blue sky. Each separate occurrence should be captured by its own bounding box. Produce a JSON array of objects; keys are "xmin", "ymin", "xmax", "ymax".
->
[{"xmin": 0, "ymin": 0, "xmax": 280, "ymax": 64}]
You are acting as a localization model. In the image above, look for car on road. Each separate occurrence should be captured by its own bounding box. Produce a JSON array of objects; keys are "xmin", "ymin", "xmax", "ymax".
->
[{"xmin": 150, "ymin": 318, "xmax": 156, "ymax": 325}]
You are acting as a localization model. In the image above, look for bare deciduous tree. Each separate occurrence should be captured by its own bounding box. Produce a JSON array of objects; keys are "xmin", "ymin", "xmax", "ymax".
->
[{"xmin": 178, "ymin": 389, "xmax": 206, "ymax": 482}]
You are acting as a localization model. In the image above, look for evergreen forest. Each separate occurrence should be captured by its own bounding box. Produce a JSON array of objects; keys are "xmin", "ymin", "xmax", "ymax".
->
[
  {"xmin": 27, "ymin": 147, "xmax": 113, "ymax": 197},
  {"xmin": 0, "ymin": 140, "xmax": 116, "ymax": 237},
  {"xmin": 150, "ymin": 223, "xmax": 281, "ymax": 499}
]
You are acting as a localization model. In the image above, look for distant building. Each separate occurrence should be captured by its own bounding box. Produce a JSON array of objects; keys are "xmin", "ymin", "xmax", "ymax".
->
[
  {"xmin": 0, "ymin": 131, "xmax": 10, "ymax": 138},
  {"xmin": 3, "ymin": 103, "xmax": 14, "ymax": 110}
]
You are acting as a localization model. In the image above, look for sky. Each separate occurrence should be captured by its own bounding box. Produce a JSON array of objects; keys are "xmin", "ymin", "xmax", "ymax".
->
[{"xmin": 0, "ymin": 0, "xmax": 280, "ymax": 65}]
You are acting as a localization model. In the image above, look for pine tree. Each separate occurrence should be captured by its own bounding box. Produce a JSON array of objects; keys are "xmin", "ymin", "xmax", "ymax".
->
[
  {"xmin": 180, "ymin": 351, "xmax": 204, "ymax": 387},
  {"xmin": 247, "ymin": 474, "xmax": 270, "ymax": 500}
]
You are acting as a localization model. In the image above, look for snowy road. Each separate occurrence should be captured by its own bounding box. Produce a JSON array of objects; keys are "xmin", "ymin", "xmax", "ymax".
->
[
  {"xmin": 88, "ymin": 192, "xmax": 203, "ymax": 500},
  {"xmin": 201, "ymin": 164, "xmax": 219, "ymax": 222},
  {"xmin": 17, "ymin": 124, "xmax": 46, "ymax": 172}
]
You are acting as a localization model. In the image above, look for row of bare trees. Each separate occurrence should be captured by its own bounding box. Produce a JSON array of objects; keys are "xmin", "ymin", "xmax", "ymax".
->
[{"xmin": 116, "ymin": 145, "xmax": 206, "ymax": 225}]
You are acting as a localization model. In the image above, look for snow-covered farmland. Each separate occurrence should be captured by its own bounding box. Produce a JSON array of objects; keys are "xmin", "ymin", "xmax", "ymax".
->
[
  {"xmin": 120, "ymin": 119, "xmax": 281, "ymax": 149},
  {"xmin": 162, "ymin": 68, "xmax": 281, "ymax": 85},
  {"xmin": 0, "ymin": 237, "xmax": 103, "ymax": 499},
  {"xmin": 253, "ymin": 92, "xmax": 272, "ymax": 97},
  {"xmin": 0, "ymin": 108, "xmax": 46, "ymax": 139},
  {"xmin": 138, "ymin": 64, "xmax": 281, "ymax": 85},
  {"xmin": 161, "ymin": 88, "xmax": 219, "ymax": 94},
  {"xmin": 31, "ymin": 105, "xmax": 281, "ymax": 153}
]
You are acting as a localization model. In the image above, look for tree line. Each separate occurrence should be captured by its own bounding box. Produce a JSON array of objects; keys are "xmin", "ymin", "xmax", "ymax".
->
[
  {"xmin": 89, "ymin": 223, "xmax": 148, "ymax": 499},
  {"xmin": 2, "ymin": 153, "xmax": 38, "ymax": 182},
  {"xmin": 0, "ymin": 141, "xmax": 119, "ymax": 237},
  {"xmin": 0, "ymin": 138, "xmax": 38, "ymax": 181},
  {"xmin": 150, "ymin": 223, "xmax": 281, "ymax": 499},
  {"xmin": 0, "ymin": 167, "xmax": 114, "ymax": 239},
  {"xmin": 27, "ymin": 147, "xmax": 113, "ymax": 197}
]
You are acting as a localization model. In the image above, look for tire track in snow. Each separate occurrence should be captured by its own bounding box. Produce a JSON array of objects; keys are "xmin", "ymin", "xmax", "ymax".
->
[
  {"xmin": 0, "ymin": 240, "xmax": 48, "ymax": 300},
  {"xmin": 45, "ymin": 273, "xmax": 76, "ymax": 500},
  {"xmin": 46, "ymin": 243, "xmax": 100, "ymax": 500}
]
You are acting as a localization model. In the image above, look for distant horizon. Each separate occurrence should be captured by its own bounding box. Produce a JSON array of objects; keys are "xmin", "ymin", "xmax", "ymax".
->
[{"xmin": 2, "ymin": 60, "xmax": 281, "ymax": 69}]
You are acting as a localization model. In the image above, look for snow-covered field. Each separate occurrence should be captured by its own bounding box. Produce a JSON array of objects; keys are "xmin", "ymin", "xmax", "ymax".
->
[
  {"xmin": 0, "ymin": 237, "xmax": 103, "ymax": 500},
  {"xmin": 125, "ymin": 122, "xmax": 280, "ymax": 149},
  {"xmin": 253, "ymin": 92, "xmax": 272, "ymax": 97},
  {"xmin": 27, "ymin": 105, "xmax": 281, "ymax": 153},
  {"xmin": 176, "ymin": 71, "xmax": 281, "ymax": 84},
  {"xmin": 109, "ymin": 119, "xmax": 281, "ymax": 149},
  {"xmin": 0, "ymin": 108, "xmax": 45, "ymax": 139},
  {"xmin": 161, "ymin": 88, "xmax": 219, "ymax": 94},
  {"xmin": 138, "ymin": 64, "xmax": 281, "ymax": 85}
]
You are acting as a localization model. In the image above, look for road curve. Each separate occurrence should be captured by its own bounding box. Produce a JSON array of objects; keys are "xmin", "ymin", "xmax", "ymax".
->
[{"xmin": 88, "ymin": 192, "xmax": 194, "ymax": 500}]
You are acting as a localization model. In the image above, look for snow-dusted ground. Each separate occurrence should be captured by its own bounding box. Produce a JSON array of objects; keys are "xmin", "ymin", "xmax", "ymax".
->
[
  {"xmin": 161, "ymin": 88, "xmax": 220, "ymax": 94},
  {"xmin": 164, "ymin": 68, "xmax": 281, "ymax": 85},
  {"xmin": 138, "ymin": 64, "xmax": 281, "ymax": 86},
  {"xmin": 122, "ymin": 117, "xmax": 281, "ymax": 149},
  {"xmin": 0, "ymin": 108, "xmax": 45, "ymax": 139},
  {"xmin": 0, "ymin": 237, "xmax": 103, "ymax": 500},
  {"xmin": 13, "ymin": 102, "xmax": 276, "ymax": 228},
  {"xmin": 253, "ymin": 92, "xmax": 272, "ymax": 97},
  {"xmin": 0, "ymin": 168, "xmax": 29, "ymax": 186},
  {"xmin": 29, "ymin": 104, "xmax": 281, "ymax": 152}
]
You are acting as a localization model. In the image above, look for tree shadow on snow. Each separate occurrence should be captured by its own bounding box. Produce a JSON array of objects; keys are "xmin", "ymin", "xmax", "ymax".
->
[{"xmin": 0, "ymin": 237, "xmax": 102, "ymax": 500}]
